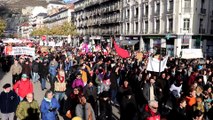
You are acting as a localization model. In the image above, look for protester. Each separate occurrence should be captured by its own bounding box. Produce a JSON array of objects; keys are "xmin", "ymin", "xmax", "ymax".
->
[
  {"xmin": 13, "ymin": 74, "xmax": 34, "ymax": 101},
  {"xmin": 10, "ymin": 59, "xmax": 22, "ymax": 84},
  {"xmin": 140, "ymin": 100, "xmax": 160, "ymax": 120},
  {"xmin": 40, "ymin": 90, "xmax": 60, "ymax": 120},
  {"xmin": 16, "ymin": 93, "xmax": 40, "ymax": 120},
  {"xmin": 75, "ymin": 94, "xmax": 96, "ymax": 120},
  {"xmin": 0, "ymin": 83, "xmax": 19, "ymax": 120},
  {"xmin": 54, "ymin": 69, "xmax": 66, "ymax": 101},
  {"xmin": 72, "ymin": 74, "xmax": 84, "ymax": 89}
]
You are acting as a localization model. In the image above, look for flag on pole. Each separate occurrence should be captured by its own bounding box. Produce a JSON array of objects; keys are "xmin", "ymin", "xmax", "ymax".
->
[
  {"xmin": 113, "ymin": 38, "xmax": 130, "ymax": 58},
  {"xmin": 147, "ymin": 55, "xmax": 169, "ymax": 72}
]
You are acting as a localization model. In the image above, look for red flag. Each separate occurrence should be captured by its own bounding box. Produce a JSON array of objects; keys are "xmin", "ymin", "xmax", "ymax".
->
[{"xmin": 113, "ymin": 39, "xmax": 130, "ymax": 58}]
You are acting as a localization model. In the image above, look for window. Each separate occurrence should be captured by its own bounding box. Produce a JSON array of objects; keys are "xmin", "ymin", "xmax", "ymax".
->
[
  {"xmin": 201, "ymin": 0, "xmax": 205, "ymax": 9},
  {"xmin": 168, "ymin": 18, "xmax": 173, "ymax": 32},
  {"xmin": 184, "ymin": 0, "xmax": 191, "ymax": 13},
  {"xmin": 168, "ymin": 0, "xmax": 174, "ymax": 11},
  {"xmin": 126, "ymin": 9, "xmax": 130, "ymax": 18},
  {"xmin": 127, "ymin": 23, "xmax": 130, "ymax": 33},
  {"xmin": 145, "ymin": 21, "xmax": 148, "ymax": 33},
  {"xmin": 135, "ymin": 22, "xmax": 138, "ymax": 34},
  {"xmin": 135, "ymin": 7, "xmax": 139, "ymax": 17},
  {"xmin": 199, "ymin": 19, "xmax": 205, "ymax": 33},
  {"xmin": 183, "ymin": 18, "xmax": 190, "ymax": 30},
  {"xmin": 211, "ymin": 20, "xmax": 213, "ymax": 34},
  {"xmin": 156, "ymin": 19, "xmax": 160, "ymax": 33},
  {"xmin": 156, "ymin": 3, "xmax": 160, "ymax": 14},
  {"xmin": 145, "ymin": 5, "xmax": 148, "ymax": 16}
]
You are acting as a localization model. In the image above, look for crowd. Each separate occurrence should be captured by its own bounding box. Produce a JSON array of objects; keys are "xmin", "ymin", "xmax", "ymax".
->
[{"xmin": 0, "ymin": 42, "xmax": 212, "ymax": 120}]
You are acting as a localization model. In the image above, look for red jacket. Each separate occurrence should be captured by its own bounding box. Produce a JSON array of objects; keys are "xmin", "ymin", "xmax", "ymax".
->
[
  {"xmin": 141, "ymin": 105, "xmax": 161, "ymax": 120},
  {"xmin": 13, "ymin": 79, "xmax": 33, "ymax": 98}
]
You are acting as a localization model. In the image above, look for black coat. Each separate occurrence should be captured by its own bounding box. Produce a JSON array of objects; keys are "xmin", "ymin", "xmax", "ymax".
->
[
  {"xmin": 0, "ymin": 90, "xmax": 19, "ymax": 113},
  {"xmin": 171, "ymin": 107, "xmax": 188, "ymax": 120},
  {"xmin": 120, "ymin": 95, "xmax": 137, "ymax": 120}
]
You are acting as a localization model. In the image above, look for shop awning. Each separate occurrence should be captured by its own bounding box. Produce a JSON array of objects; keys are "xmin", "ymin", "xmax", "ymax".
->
[{"xmin": 120, "ymin": 40, "xmax": 139, "ymax": 46}]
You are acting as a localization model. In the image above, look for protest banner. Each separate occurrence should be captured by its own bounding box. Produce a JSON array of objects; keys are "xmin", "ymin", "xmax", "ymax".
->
[{"xmin": 5, "ymin": 47, "xmax": 35, "ymax": 56}]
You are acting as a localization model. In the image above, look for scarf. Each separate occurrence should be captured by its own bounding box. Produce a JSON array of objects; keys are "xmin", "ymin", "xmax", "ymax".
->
[{"xmin": 57, "ymin": 75, "xmax": 65, "ymax": 83}]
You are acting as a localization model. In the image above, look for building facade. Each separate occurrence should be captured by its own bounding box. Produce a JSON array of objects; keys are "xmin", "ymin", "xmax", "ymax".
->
[
  {"xmin": 73, "ymin": 0, "xmax": 213, "ymax": 57},
  {"xmin": 122, "ymin": 0, "xmax": 213, "ymax": 57},
  {"xmin": 74, "ymin": 0, "xmax": 121, "ymax": 44}
]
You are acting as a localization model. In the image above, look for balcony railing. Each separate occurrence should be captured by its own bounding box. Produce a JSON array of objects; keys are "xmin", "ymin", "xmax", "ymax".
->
[
  {"xmin": 154, "ymin": 29, "xmax": 160, "ymax": 34},
  {"xmin": 183, "ymin": 8, "xmax": 191, "ymax": 13},
  {"xmin": 200, "ymin": 8, "xmax": 206, "ymax": 14},
  {"xmin": 199, "ymin": 28, "xmax": 205, "ymax": 34}
]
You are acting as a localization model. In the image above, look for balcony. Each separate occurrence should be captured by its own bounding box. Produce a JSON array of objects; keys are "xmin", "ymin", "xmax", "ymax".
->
[
  {"xmin": 200, "ymin": 8, "xmax": 206, "ymax": 15},
  {"xmin": 183, "ymin": 8, "xmax": 191, "ymax": 13},
  {"xmin": 199, "ymin": 28, "xmax": 205, "ymax": 34}
]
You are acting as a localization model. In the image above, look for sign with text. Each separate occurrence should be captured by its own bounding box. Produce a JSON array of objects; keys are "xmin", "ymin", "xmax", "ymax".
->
[
  {"xmin": 181, "ymin": 49, "xmax": 203, "ymax": 59},
  {"xmin": 6, "ymin": 47, "xmax": 35, "ymax": 56}
]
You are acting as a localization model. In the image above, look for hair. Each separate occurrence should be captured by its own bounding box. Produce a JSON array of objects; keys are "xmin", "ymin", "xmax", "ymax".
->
[
  {"xmin": 178, "ymin": 97, "xmax": 186, "ymax": 104},
  {"xmin": 45, "ymin": 90, "xmax": 53, "ymax": 98},
  {"xmin": 148, "ymin": 100, "xmax": 158, "ymax": 107}
]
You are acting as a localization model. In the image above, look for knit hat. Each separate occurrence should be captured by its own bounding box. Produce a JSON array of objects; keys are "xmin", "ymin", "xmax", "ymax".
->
[
  {"xmin": 3, "ymin": 83, "xmax": 11, "ymax": 89},
  {"xmin": 21, "ymin": 74, "xmax": 28, "ymax": 78}
]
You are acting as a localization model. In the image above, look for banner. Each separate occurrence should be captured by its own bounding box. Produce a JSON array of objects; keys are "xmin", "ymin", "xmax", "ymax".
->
[
  {"xmin": 5, "ymin": 47, "xmax": 35, "ymax": 56},
  {"xmin": 147, "ymin": 55, "xmax": 168, "ymax": 72},
  {"xmin": 181, "ymin": 49, "xmax": 203, "ymax": 59}
]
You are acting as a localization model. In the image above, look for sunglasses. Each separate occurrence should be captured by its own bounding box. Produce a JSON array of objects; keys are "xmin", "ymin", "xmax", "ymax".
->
[{"xmin": 151, "ymin": 106, "xmax": 158, "ymax": 109}]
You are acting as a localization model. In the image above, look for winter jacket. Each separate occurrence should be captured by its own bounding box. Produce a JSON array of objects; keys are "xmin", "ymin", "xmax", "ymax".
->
[
  {"xmin": 22, "ymin": 63, "xmax": 32, "ymax": 77},
  {"xmin": 32, "ymin": 62, "xmax": 39, "ymax": 73},
  {"xmin": 39, "ymin": 63, "xmax": 49, "ymax": 78},
  {"xmin": 140, "ymin": 104, "xmax": 160, "ymax": 120},
  {"xmin": 72, "ymin": 78, "xmax": 84, "ymax": 88},
  {"xmin": 0, "ymin": 90, "xmax": 19, "ymax": 113},
  {"xmin": 75, "ymin": 103, "xmax": 96, "ymax": 120},
  {"xmin": 13, "ymin": 79, "xmax": 34, "ymax": 98},
  {"xmin": 16, "ymin": 99, "xmax": 40, "ymax": 120},
  {"xmin": 10, "ymin": 63, "xmax": 22, "ymax": 75},
  {"xmin": 40, "ymin": 98, "xmax": 60, "ymax": 120},
  {"xmin": 142, "ymin": 83, "xmax": 162, "ymax": 103}
]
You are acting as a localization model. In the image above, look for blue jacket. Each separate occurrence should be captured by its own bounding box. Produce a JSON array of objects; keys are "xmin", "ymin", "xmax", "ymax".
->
[
  {"xmin": 0, "ymin": 90, "xmax": 19, "ymax": 113},
  {"xmin": 40, "ymin": 97, "xmax": 60, "ymax": 120},
  {"xmin": 64, "ymin": 61, "xmax": 73, "ymax": 71}
]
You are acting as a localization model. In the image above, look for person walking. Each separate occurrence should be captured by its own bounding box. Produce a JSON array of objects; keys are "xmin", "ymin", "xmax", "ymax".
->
[
  {"xmin": 16, "ymin": 93, "xmax": 40, "ymax": 120},
  {"xmin": 13, "ymin": 74, "xmax": 34, "ymax": 101},
  {"xmin": 40, "ymin": 90, "xmax": 60, "ymax": 120},
  {"xmin": 0, "ymin": 83, "xmax": 20, "ymax": 120},
  {"xmin": 75, "ymin": 94, "xmax": 96, "ymax": 120},
  {"xmin": 39, "ymin": 60, "xmax": 49, "ymax": 90},
  {"xmin": 10, "ymin": 59, "xmax": 22, "ymax": 85}
]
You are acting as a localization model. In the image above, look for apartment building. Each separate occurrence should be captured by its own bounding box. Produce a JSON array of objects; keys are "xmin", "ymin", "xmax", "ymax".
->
[
  {"xmin": 122, "ymin": 0, "xmax": 213, "ymax": 57},
  {"xmin": 74, "ymin": 0, "xmax": 121, "ymax": 44}
]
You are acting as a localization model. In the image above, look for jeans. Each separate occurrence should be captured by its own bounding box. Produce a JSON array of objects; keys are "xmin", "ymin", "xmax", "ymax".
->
[
  {"xmin": 55, "ymin": 92, "xmax": 65, "ymax": 101},
  {"xmin": 41, "ymin": 77, "xmax": 47, "ymax": 89},
  {"xmin": 50, "ymin": 75, "xmax": 56, "ymax": 91},
  {"xmin": 32, "ymin": 72, "xmax": 40, "ymax": 83},
  {"xmin": 111, "ymin": 89, "xmax": 117, "ymax": 103},
  {"xmin": 1, "ymin": 112, "xmax": 14, "ymax": 120}
]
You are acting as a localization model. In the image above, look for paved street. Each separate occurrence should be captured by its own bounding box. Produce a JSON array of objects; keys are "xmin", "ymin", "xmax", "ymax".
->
[{"xmin": 0, "ymin": 70, "xmax": 120, "ymax": 120}]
